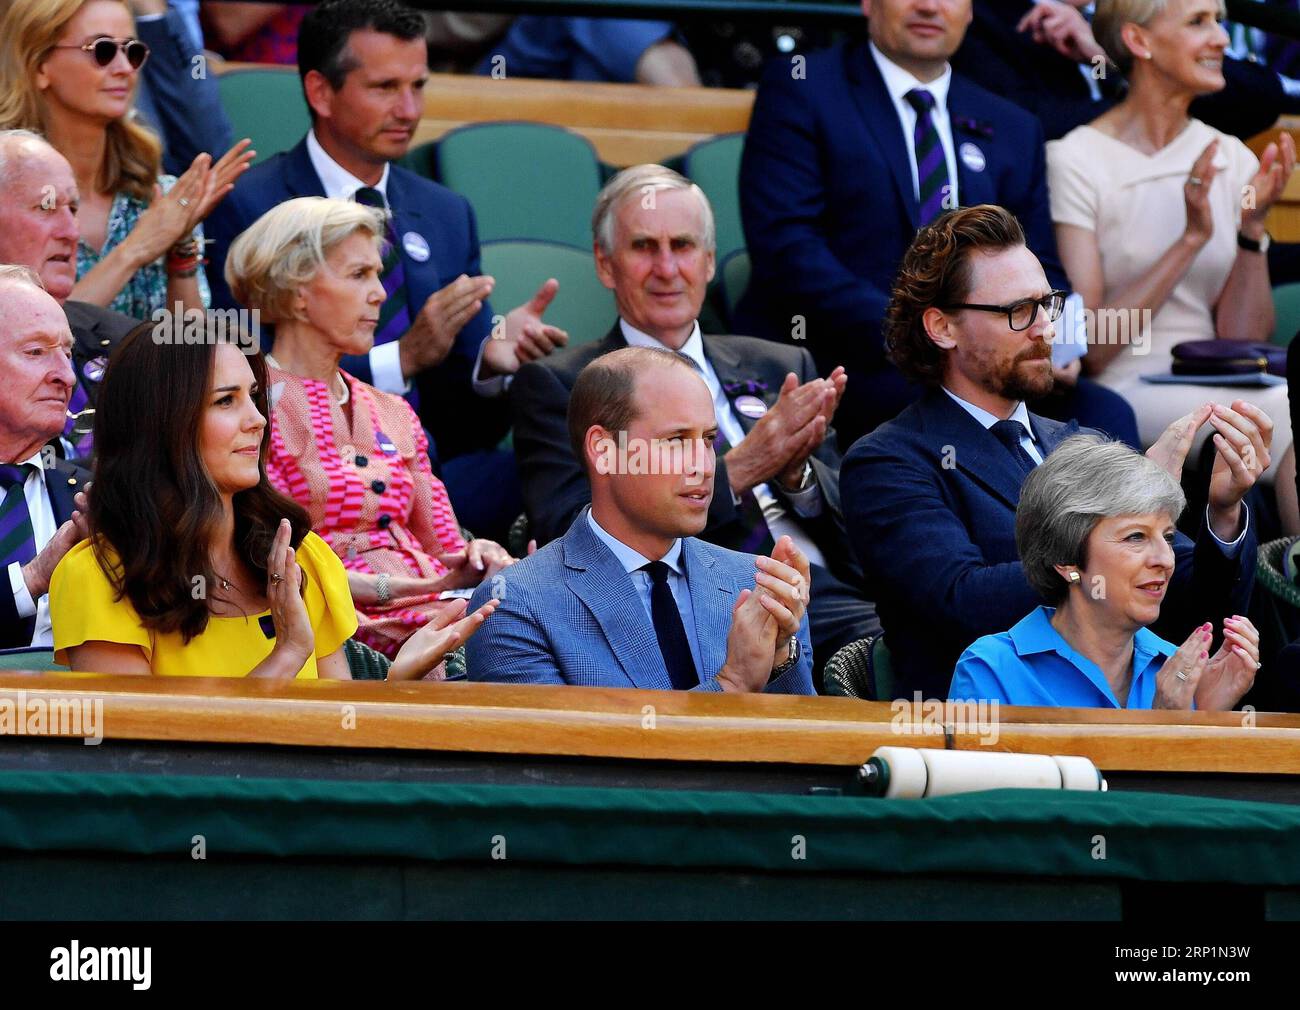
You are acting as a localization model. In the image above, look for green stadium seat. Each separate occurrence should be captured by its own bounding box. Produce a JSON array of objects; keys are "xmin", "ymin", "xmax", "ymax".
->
[
  {"xmin": 683, "ymin": 133, "xmax": 746, "ymax": 264},
  {"xmin": 479, "ymin": 239, "xmax": 616, "ymax": 348},
  {"xmin": 718, "ymin": 248, "xmax": 750, "ymax": 328},
  {"xmin": 216, "ymin": 69, "xmax": 310, "ymax": 165},
  {"xmin": 435, "ymin": 123, "xmax": 602, "ymax": 248},
  {"xmin": 0, "ymin": 648, "xmax": 62, "ymax": 671},
  {"xmin": 1272, "ymin": 282, "xmax": 1300, "ymax": 346}
]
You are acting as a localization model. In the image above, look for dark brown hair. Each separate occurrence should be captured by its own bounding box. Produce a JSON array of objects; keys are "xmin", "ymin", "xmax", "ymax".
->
[
  {"xmin": 885, "ymin": 204, "xmax": 1027, "ymax": 386},
  {"xmin": 567, "ymin": 346, "xmax": 696, "ymax": 474},
  {"xmin": 88, "ymin": 320, "xmax": 310, "ymax": 642}
]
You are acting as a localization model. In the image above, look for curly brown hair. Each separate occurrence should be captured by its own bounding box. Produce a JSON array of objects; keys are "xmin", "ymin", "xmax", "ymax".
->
[{"xmin": 885, "ymin": 204, "xmax": 1027, "ymax": 387}]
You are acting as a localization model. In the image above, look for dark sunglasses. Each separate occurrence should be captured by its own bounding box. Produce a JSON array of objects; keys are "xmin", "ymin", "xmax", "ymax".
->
[
  {"xmin": 52, "ymin": 36, "xmax": 150, "ymax": 69},
  {"xmin": 940, "ymin": 290, "xmax": 1068, "ymax": 332}
]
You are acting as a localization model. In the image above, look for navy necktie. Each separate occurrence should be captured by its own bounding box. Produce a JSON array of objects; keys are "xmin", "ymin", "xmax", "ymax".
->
[
  {"xmin": 641, "ymin": 560, "xmax": 698, "ymax": 690},
  {"xmin": 990, "ymin": 419, "xmax": 1037, "ymax": 476}
]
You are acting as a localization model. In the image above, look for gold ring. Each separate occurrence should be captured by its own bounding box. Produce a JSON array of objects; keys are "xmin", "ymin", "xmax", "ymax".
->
[{"xmin": 269, "ymin": 573, "xmax": 284, "ymax": 585}]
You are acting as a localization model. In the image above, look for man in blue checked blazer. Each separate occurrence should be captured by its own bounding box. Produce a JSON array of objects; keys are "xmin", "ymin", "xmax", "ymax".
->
[{"xmin": 468, "ymin": 347, "xmax": 815, "ymax": 694}]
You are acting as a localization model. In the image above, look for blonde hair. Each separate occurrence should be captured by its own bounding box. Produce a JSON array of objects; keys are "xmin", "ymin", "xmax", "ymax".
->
[
  {"xmin": 592, "ymin": 164, "xmax": 715, "ymax": 255},
  {"xmin": 0, "ymin": 0, "xmax": 162, "ymax": 202},
  {"xmin": 1093, "ymin": 0, "xmax": 1227, "ymax": 76},
  {"xmin": 225, "ymin": 196, "xmax": 386, "ymax": 321}
]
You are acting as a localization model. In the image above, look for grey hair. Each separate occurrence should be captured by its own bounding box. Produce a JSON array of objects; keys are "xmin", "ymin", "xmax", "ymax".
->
[
  {"xmin": 0, "ymin": 263, "xmax": 46, "ymax": 291},
  {"xmin": 0, "ymin": 128, "xmax": 53, "ymax": 188},
  {"xmin": 1016, "ymin": 434, "xmax": 1185, "ymax": 604},
  {"xmin": 1093, "ymin": 0, "xmax": 1227, "ymax": 76},
  {"xmin": 591, "ymin": 164, "xmax": 716, "ymax": 255}
]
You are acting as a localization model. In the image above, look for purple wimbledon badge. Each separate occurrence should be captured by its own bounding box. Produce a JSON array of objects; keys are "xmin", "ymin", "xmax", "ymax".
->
[
  {"xmin": 82, "ymin": 356, "xmax": 107, "ymax": 383},
  {"xmin": 734, "ymin": 394, "xmax": 767, "ymax": 419}
]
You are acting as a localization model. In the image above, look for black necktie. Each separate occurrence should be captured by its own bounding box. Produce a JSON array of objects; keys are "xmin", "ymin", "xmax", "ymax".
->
[
  {"xmin": 989, "ymin": 419, "xmax": 1037, "ymax": 476},
  {"xmin": 640, "ymin": 560, "xmax": 698, "ymax": 690}
]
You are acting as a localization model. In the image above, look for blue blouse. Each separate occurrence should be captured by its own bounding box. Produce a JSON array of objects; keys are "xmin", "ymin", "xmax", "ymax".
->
[{"xmin": 949, "ymin": 606, "xmax": 1177, "ymax": 709}]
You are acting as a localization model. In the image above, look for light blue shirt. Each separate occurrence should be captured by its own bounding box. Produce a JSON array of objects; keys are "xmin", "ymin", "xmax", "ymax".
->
[
  {"xmin": 950, "ymin": 606, "xmax": 1177, "ymax": 709},
  {"xmin": 585, "ymin": 508, "xmax": 705, "ymax": 677}
]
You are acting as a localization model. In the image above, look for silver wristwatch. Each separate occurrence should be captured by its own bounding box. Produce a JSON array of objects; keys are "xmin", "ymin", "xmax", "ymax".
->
[{"xmin": 772, "ymin": 636, "xmax": 801, "ymax": 677}]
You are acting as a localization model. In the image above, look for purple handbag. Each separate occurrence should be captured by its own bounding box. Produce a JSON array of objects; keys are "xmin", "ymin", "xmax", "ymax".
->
[{"xmin": 1170, "ymin": 340, "xmax": 1286, "ymax": 377}]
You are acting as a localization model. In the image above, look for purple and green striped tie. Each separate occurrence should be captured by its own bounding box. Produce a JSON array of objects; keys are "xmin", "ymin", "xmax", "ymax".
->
[
  {"xmin": 354, "ymin": 186, "xmax": 413, "ymax": 348},
  {"xmin": 905, "ymin": 88, "xmax": 953, "ymax": 226},
  {"xmin": 0, "ymin": 463, "xmax": 37, "ymax": 572}
]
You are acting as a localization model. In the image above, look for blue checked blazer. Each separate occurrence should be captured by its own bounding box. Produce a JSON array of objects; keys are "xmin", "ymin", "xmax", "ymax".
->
[{"xmin": 466, "ymin": 509, "xmax": 815, "ymax": 693}]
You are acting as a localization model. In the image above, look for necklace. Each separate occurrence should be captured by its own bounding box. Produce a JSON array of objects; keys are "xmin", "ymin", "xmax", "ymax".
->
[{"xmin": 266, "ymin": 353, "xmax": 348, "ymax": 405}]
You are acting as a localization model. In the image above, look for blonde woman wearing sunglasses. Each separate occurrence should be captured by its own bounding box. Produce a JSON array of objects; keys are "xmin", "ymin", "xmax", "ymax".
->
[{"xmin": 0, "ymin": 0, "xmax": 255, "ymax": 319}]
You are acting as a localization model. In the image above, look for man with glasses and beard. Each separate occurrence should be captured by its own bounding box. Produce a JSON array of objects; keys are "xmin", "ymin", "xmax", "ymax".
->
[{"xmin": 841, "ymin": 205, "xmax": 1267, "ymax": 699}]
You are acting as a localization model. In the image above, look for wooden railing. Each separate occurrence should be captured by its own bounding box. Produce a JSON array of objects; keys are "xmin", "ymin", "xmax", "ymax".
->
[{"xmin": 3, "ymin": 673, "xmax": 1298, "ymax": 775}]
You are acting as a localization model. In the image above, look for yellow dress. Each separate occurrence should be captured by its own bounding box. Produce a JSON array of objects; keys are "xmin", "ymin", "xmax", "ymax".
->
[{"xmin": 49, "ymin": 532, "xmax": 358, "ymax": 678}]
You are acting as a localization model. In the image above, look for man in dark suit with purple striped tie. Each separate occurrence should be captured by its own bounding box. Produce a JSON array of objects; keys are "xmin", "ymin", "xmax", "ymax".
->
[
  {"xmin": 0, "ymin": 268, "xmax": 90, "ymax": 651},
  {"xmin": 736, "ymin": 0, "xmax": 1139, "ymax": 451}
]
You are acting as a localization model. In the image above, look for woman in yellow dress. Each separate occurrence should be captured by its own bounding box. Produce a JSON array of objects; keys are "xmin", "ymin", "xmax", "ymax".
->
[{"xmin": 49, "ymin": 322, "xmax": 495, "ymax": 678}]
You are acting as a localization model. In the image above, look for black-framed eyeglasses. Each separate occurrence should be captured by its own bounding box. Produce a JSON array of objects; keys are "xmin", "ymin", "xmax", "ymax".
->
[
  {"xmin": 940, "ymin": 290, "xmax": 1068, "ymax": 331},
  {"xmin": 52, "ymin": 37, "xmax": 150, "ymax": 70}
]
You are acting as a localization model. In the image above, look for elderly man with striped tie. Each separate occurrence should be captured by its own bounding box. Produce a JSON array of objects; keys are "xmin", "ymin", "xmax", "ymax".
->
[
  {"xmin": 0, "ymin": 267, "xmax": 90, "ymax": 651},
  {"xmin": 736, "ymin": 0, "xmax": 1138, "ymax": 451}
]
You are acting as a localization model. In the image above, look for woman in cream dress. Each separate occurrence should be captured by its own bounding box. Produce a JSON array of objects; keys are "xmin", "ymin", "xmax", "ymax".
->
[{"xmin": 1048, "ymin": 0, "xmax": 1298, "ymax": 527}]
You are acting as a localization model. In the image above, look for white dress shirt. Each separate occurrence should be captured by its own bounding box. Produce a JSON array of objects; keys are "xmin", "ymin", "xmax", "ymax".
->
[
  {"xmin": 621, "ymin": 319, "xmax": 827, "ymax": 568},
  {"xmin": 5, "ymin": 452, "xmax": 57, "ymax": 647},
  {"xmin": 942, "ymin": 386, "xmax": 1248, "ymax": 553},
  {"xmin": 870, "ymin": 42, "xmax": 959, "ymax": 207},
  {"xmin": 304, "ymin": 130, "xmax": 408, "ymax": 396},
  {"xmin": 585, "ymin": 508, "xmax": 705, "ymax": 677}
]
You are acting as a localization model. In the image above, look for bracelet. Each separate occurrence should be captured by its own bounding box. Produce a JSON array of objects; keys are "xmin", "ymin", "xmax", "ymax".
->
[{"xmin": 375, "ymin": 572, "xmax": 391, "ymax": 606}]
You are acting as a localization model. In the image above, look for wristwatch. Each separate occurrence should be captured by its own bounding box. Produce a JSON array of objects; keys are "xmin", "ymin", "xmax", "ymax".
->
[
  {"xmin": 1238, "ymin": 230, "xmax": 1271, "ymax": 254},
  {"xmin": 772, "ymin": 636, "xmax": 801, "ymax": 677},
  {"xmin": 779, "ymin": 462, "xmax": 814, "ymax": 494}
]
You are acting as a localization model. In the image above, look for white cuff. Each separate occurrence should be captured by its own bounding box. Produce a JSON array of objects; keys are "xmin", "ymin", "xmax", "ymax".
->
[
  {"xmin": 369, "ymin": 341, "xmax": 410, "ymax": 396},
  {"xmin": 8, "ymin": 562, "xmax": 35, "ymax": 619},
  {"xmin": 471, "ymin": 337, "xmax": 511, "ymax": 398},
  {"xmin": 1205, "ymin": 502, "xmax": 1250, "ymax": 557}
]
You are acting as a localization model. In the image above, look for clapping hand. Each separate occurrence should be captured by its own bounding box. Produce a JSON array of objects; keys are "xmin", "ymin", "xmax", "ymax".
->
[
  {"xmin": 1153, "ymin": 623, "xmax": 1212, "ymax": 710},
  {"xmin": 481, "ymin": 279, "xmax": 569, "ymax": 377},
  {"xmin": 1196, "ymin": 616, "xmax": 1260, "ymax": 711},
  {"xmin": 387, "ymin": 597, "xmax": 499, "ymax": 680}
]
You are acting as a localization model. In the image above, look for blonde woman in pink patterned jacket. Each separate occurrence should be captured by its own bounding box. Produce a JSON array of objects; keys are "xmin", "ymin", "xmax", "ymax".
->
[{"xmin": 225, "ymin": 197, "xmax": 515, "ymax": 661}]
